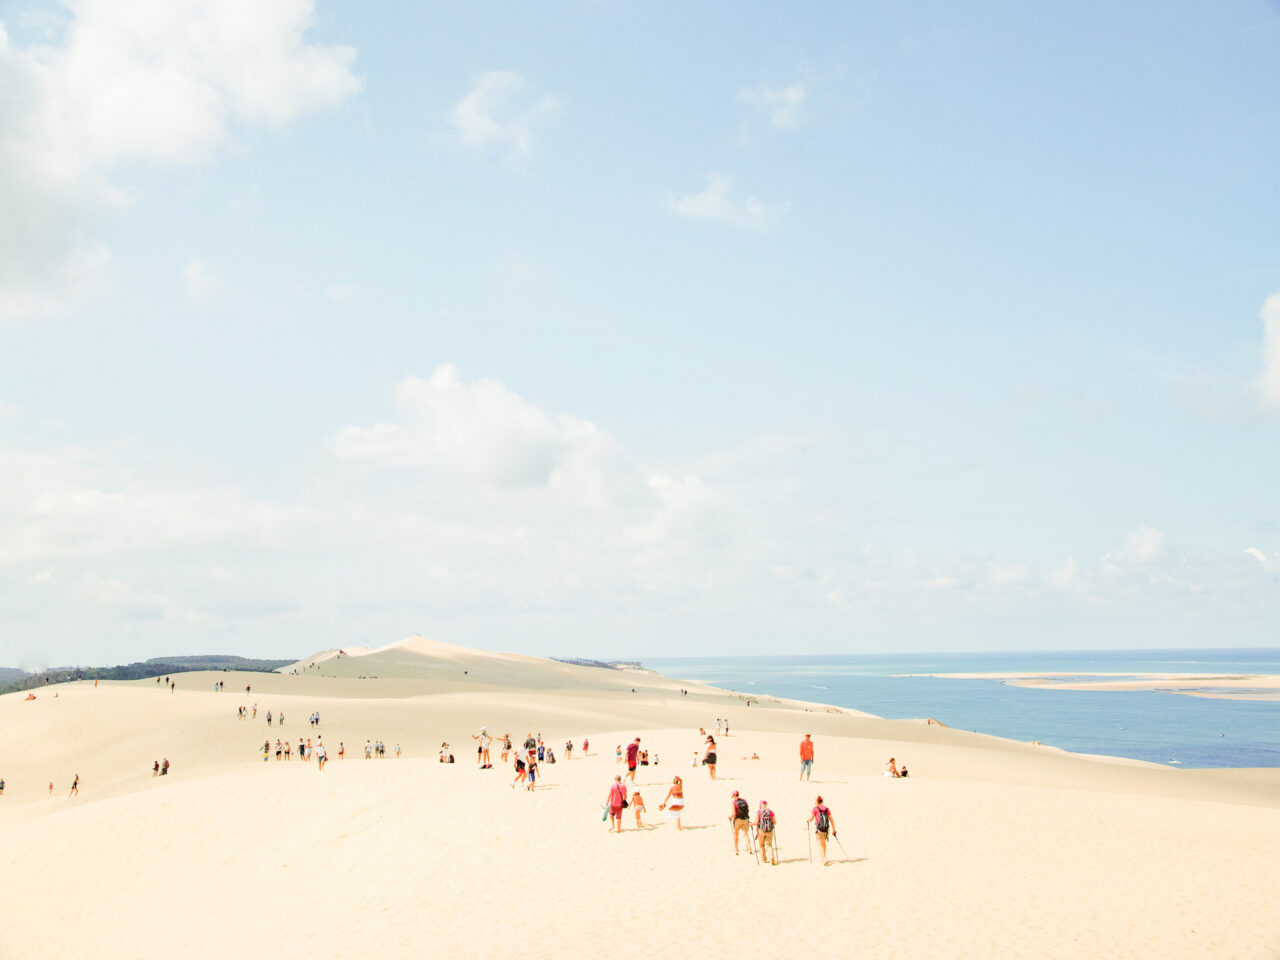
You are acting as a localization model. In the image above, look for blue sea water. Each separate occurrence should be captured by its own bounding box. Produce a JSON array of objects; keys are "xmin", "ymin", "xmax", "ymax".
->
[{"xmin": 645, "ymin": 649, "xmax": 1280, "ymax": 769}]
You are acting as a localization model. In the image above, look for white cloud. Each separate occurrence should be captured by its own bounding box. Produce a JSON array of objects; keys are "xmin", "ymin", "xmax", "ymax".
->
[
  {"xmin": 323, "ymin": 282, "xmax": 357, "ymax": 305},
  {"xmin": 1108, "ymin": 525, "xmax": 1167, "ymax": 566},
  {"xmin": 1258, "ymin": 293, "xmax": 1280, "ymax": 410},
  {"xmin": 448, "ymin": 71, "xmax": 561, "ymax": 160},
  {"xmin": 665, "ymin": 173, "xmax": 790, "ymax": 232},
  {"xmin": 1045, "ymin": 558, "xmax": 1081, "ymax": 589},
  {"xmin": 1244, "ymin": 547, "xmax": 1269, "ymax": 564},
  {"xmin": 330, "ymin": 365, "xmax": 628, "ymax": 499},
  {"xmin": 181, "ymin": 257, "xmax": 220, "ymax": 300},
  {"xmin": 738, "ymin": 82, "xmax": 806, "ymax": 128},
  {"xmin": 74, "ymin": 572, "xmax": 169, "ymax": 612},
  {"xmin": 0, "ymin": 0, "xmax": 361, "ymax": 321}
]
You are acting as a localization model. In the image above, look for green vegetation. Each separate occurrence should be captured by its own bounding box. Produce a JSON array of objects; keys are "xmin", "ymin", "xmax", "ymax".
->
[{"xmin": 0, "ymin": 655, "xmax": 293, "ymax": 695}]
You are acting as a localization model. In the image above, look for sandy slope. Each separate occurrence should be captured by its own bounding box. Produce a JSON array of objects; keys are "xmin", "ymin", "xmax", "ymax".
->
[{"xmin": 1, "ymin": 637, "xmax": 1278, "ymax": 960}]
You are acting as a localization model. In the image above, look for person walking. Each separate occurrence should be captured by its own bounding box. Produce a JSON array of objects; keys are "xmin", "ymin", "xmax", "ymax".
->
[
  {"xmin": 729, "ymin": 790, "xmax": 751, "ymax": 856},
  {"xmin": 703, "ymin": 736, "xmax": 717, "ymax": 780},
  {"xmin": 316, "ymin": 741, "xmax": 327, "ymax": 771},
  {"xmin": 625, "ymin": 738, "xmax": 641, "ymax": 783},
  {"xmin": 756, "ymin": 801, "xmax": 778, "ymax": 866},
  {"xmin": 658, "ymin": 775, "xmax": 685, "ymax": 830},
  {"xmin": 807, "ymin": 795, "xmax": 836, "ymax": 865},
  {"xmin": 606, "ymin": 775, "xmax": 628, "ymax": 832},
  {"xmin": 473, "ymin": 727, "xmax": 493, "ymax": 768},
  {"xmin": 800, "ymin": 733, "xmax": 814, "ymax": 781}
]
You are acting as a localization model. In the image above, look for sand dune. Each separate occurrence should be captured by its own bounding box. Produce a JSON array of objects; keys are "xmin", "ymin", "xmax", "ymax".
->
[{"xmin": 2, "ymin": 638, "xmax": 1278, "ymax": 959}]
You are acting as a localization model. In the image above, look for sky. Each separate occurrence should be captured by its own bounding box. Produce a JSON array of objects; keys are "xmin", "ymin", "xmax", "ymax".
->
[{"xmin": 2, "ymin": 0, "xmax": 1279, "ymax": 666}]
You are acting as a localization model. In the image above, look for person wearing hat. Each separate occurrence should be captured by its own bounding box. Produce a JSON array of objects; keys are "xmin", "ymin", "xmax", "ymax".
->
[
  {"xmin": 473, "ymin": 727, "xmax": 494, "ymax": 768},
  {"xmin": 625, "ymin": 738, "xmax": 641, "ymax": 782},
  {"xmin": 728, "ymin": 790, "xmax": 751, "ymax": 855},
  {"xmin": 755, "ymin": 800, "xmax": 778, "ymax": 865}
]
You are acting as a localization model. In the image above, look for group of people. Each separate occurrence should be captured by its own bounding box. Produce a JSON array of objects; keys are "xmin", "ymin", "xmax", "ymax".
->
[
  {"xmin": 365, "ymin": 739, "xmax": 396, "ymax": 758},
  {"xmin": 728, "ymin": 790, "xmax": 841, "ymax": 865},
  {"xmin": 617, "ymin": 737, "xmax": 658, "ymax": 778},
  {"xmin": 604, "ymin": 773, "xmax": 684, "ymax": 831},
  {"xmin": 151, "ymin": 759, "xmax": 170, "ymax": 777},
  {"xmin": 262, "ymin": 737, "xmax": 346, "ymax": 763},
  {"xmin": 599, "ymin": 732, "xmax": 862, "ymax": 867}
]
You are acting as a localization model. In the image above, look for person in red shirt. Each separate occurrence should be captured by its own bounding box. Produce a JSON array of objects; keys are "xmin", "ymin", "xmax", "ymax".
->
[
  {"xmin": 807, "ymin": 796, "xmax": 836, "ymax": 865},
  {"xmin": 606, "ymin": 775, "xmax": 628, "ymax": 832},
  {"xmin": 799, "ymin": 733, "xmax": 814, "ymax": 781},
  {"xmin": 625, "ymin": 738, "xmax": 641, "ymax": 782},
  {"xmin": 756, "ymin": 800, "xmax": 778, "ymax": 865}
]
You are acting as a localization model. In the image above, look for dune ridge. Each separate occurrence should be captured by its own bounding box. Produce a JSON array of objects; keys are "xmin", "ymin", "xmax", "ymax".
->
[{"xmin": 2, "ymin": 637, "xmax": 1277, "ymax": 959}]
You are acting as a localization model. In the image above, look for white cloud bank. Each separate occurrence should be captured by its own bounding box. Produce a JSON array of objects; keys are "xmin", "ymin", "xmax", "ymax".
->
[
  {"xmin": 448, "ymin": 71, "xmax": 561, "ymax": 160},
  {"xmin": 665, "ymin": 173, "xmax": 791, "ymax": 232},
  {"xmin": 0, "ymin": 0, "xmax": 362, "ymax": 320},
  {"xmin": 738, "ymin": 82, "xmax": 806, "ymax": 128},
  {"xmin": 3, "ymin": 368, "xmax": 1278, "ymax": 663}
]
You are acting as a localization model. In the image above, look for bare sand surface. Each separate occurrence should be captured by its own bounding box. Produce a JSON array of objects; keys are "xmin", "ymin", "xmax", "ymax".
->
[
  {"xmin": 2, "ymin": 637, "xmax": 1279, "ymax": 959},
  {"xmin": 902, "ymin": 671, "xmax": 1280, "ymax": 701}
]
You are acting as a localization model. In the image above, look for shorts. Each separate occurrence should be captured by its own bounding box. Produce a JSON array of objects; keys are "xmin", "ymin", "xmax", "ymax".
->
[
  {"xmin": 705, "ymin": 753, "xmax": 717, "ymax": 765},
  {"xmin": 800, "ymin": 759, "xmax": 813, "ymax": 772},
  {"xmin": 732, "ymin": 818, "xmax": 749, "ymax": 831}
]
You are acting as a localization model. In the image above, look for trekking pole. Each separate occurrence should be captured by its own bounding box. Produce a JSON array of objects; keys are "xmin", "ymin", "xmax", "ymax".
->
[
  {"xmin": 832, "ymin": 829, "xmax": 849, "ymax": 861},
  {"xmin": 807, "ymin": 825, "xmax": 813, "ymax": 863},
  {"xmin": 750, "ymin": 826, "xmax": 760, "ymax": 865}
]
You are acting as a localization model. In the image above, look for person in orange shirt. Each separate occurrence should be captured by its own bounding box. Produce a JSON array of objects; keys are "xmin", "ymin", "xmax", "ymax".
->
[{"xmin": 799, "ymin": 733, "xmax": 814, "ymax": 781}]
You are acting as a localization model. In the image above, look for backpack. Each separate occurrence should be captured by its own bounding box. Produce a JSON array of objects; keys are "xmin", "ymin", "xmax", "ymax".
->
[
  {"xmin": 759, "ymin": 808, "xmax": 775, "ymax": 832},
  {"xmin": 734, "ymin": 798, "xmax": 749, "ymax": 820},
  {"xmin": 816, "ymin": 807, "xmax": 830, "ymax": 833}
]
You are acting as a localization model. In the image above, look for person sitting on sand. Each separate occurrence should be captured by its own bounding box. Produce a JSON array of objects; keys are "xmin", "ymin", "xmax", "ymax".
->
[
  {"xmin": 808, "ymin": 796, "xmax": 835, "ymax": 865},
  {"xmin": 606, "ymin": 775, "xmax": 627, "ymax": 831},
  {"xmin": 884, "ymin": 757, "xmax": 900, "ymax": 778},
  {"xmin": 631, "ymin": 791, "xmax": 646, "ymax": 827},
  {"xmin": 899, "ymin": 764, "xmax": 909, "ymax": 778},
  {"xmin": 658, "ymin": 776, "xmax": 685, "ymax": 830}
]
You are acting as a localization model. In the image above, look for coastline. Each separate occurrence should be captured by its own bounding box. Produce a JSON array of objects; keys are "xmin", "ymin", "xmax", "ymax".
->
[{"xmin": 2, "ymin": 639, "xmax": 1278, "ymax": 959}]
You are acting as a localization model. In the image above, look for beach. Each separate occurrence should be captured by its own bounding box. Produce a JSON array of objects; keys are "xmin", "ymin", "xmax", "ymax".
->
[{"xmin": 2, "ymin": 637, "xmax": 1278, "ymax": 959}]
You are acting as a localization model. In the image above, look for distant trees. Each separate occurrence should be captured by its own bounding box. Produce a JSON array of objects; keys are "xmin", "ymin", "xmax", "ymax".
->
[{"xmin": 0, "ymin": 656, "xmax": 293, "ymax": 695}]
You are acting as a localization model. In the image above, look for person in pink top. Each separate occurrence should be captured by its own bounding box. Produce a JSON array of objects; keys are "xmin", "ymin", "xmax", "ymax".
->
[
  {"xmin": 606, "ymin": 775, "xmax": 628, "ymax": 832},
  {"xmin": 807, "ymin": 795, "xmax": 836, "ymax": 865}
]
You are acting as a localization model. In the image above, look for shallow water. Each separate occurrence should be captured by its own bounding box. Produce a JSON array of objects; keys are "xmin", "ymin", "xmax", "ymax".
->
[{"xmin": 645, "ymin": 649, "xmax": 1280, "ymax": 769}]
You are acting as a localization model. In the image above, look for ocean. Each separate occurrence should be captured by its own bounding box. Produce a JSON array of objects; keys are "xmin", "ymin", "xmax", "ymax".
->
[{"xmin": 644, "ymin": 648, "xmax": 1280, "ymax": 769}]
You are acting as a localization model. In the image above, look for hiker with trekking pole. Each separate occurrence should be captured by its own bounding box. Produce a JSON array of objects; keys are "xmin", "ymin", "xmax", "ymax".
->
[
  {"xmin": 755, "ymin": 800, "xmax": 778, "ymax": 866},
  {"xmin": 729, "ymin": 790, "xmax": 754, "ymax": 858},
  {"xmin": 807, "ymin": 795, "xmax": 836, "ymax": 865}
]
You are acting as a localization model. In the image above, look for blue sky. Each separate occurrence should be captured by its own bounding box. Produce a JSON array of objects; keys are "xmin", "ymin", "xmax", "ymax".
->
[{"xmin": 2, "ymin": 1, "xmax": 1279, "ymax": 665}]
